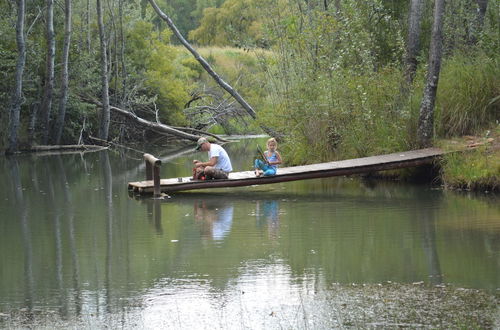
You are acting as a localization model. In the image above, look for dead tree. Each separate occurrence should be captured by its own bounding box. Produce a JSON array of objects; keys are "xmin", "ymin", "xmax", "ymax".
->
[{"xmin": 183, "ymin": 87, "xmax": 248, "ymax": 133}]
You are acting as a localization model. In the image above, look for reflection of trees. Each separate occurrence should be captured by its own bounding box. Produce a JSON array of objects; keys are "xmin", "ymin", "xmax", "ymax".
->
[
  {"xmin": 100, "ymin": 151, "xmax": 114, "ymax": 314},
  {"xmin": 57, "ymin": 156, "xmax": 82, "ymax": 315},
  {"xmin": 46, "ymin": 160, "xmax": 68, "ymax": 317},
  {"xmin": 413, "ymin": 190, "xmax": 443, "ymax": 285},
  {"xmin": 7, "ymin": 158, "xmax": 34, "ymax": 316},
  {"xmin": 146, "ymin": 199, "xmax": 163, "ymax": 235},
  {"xmin": 420, "ymin": 211, "xmax": 443, "ymax": 284},
  {"xmin": 360, "ymin": 178, "xmax": 443, "ymax": 283}
]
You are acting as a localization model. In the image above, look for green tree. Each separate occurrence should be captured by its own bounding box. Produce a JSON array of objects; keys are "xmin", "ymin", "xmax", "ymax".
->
[{"xmin": 189, "ymin": 0, "xmax": 268, "ymax": 48}]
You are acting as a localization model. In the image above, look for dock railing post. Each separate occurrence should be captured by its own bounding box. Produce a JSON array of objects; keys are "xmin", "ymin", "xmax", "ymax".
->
[{"xmin": 144, "ymin": 153, "xmax": 162, "ymax": 197}]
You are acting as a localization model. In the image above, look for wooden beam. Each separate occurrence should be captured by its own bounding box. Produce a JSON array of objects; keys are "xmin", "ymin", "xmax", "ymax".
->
[{"xmin": 143, "ymin": 153, "xmax": 162, "ymax": 197}]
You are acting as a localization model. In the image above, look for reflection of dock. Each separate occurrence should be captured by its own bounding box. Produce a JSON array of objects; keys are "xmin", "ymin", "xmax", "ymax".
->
[{"xmin": 129, "ymin": 148, "xmax": 445, "ymax": 195}]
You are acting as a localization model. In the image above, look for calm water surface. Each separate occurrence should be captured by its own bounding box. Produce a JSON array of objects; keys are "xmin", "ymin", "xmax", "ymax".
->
[{"xmin": 0, "ymin": 137, "xmax": 499, "ymax": 328}]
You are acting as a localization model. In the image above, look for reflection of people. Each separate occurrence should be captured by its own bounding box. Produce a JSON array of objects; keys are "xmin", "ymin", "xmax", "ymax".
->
[
  {"xmin": 255, "ymin": 200, "xmax": 280, "ymax": 239},
  {"xmin": 193, "ymin": 137, "xmax": 232, "ymax": 180},
  {"xmin": 254, "ymin": 138, "xmax": 282, "ymax": 177},
  {"xmin": 194, "ymin": 201, "xmax": 234, "ymax": 240}
]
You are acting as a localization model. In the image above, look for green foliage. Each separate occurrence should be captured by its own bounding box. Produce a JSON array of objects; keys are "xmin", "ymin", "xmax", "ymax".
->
[
  {"xmin": 126, "ymin": 21, "xmax": 199, "ymax": 126},
  {"xmin": 258, "ymin": 0, "xmax": 410, "ymax": 164},
  {"xmin": 436, "ymin": 52, "xmax": 500, "ymax": 137},
  {"xmin": 188, "ymin": 0, "xmax": 269, "ymax": 48},
  {"xmin": 260, "ymin": 66, "xmax": 414, "ymax": 164}
]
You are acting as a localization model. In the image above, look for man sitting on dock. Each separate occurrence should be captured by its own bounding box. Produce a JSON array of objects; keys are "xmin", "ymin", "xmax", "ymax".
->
[{"xmin": 193, "ymin": 137, "xmax": 233, "ymax": 180}]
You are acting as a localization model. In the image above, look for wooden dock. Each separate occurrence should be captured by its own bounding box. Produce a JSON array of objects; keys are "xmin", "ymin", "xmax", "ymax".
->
[{"xmin": 128, "ymin": 148, "xmax": 445, "ymax": 195}]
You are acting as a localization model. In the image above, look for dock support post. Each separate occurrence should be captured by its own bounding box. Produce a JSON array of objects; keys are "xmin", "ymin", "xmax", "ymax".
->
[{"xmin": 144, "ymin": 153, "xmax": 162, "ymax": 197}]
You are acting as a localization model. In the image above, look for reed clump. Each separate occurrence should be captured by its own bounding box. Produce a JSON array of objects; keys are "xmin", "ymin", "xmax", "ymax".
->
[{"xmin": 436, "ymin": 51, "xmax": 500, "ymax": 137}]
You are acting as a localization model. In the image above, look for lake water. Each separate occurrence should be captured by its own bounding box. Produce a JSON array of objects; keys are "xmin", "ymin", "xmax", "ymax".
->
[{"xmin": 0, "ymin": 137, "xmax": 498, "ymax": 328}]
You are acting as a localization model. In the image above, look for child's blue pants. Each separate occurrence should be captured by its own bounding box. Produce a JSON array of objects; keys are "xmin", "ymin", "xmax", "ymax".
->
[{"xmin": 254, "ymin": 159, "xmax": 276, "ymax": 176}]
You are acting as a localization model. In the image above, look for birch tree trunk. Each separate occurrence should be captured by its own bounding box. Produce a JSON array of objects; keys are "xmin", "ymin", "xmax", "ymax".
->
[
  {"xmin": 6, "ymin": 0, "xmax": 26, "ymax": 154},
  {"xmin": 405, "ymin": 0, "xmax": 424, "ymax": 85},
  {"xmin": 40, "ymin": 0, "xmax": 56, "ymax": 144},
  {"xmin": 53, "ymin": 0, "xmax": 72, "ymax": 144},
  {"xmin": 97, "ymin": 0, "xmax": 110, "ymax": 140},
  {"xmin": 417, "ymin": 0, "xmax": 446, "ymax": 148},
  {"xmin": 147, "ymin": 0, "xmax": 257, "ymax": 119}
]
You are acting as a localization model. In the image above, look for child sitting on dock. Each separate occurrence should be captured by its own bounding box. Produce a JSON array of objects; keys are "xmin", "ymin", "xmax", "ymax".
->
[{"xmin": 254, "ymin": 138, "xmax": 282, "ymax": 177}]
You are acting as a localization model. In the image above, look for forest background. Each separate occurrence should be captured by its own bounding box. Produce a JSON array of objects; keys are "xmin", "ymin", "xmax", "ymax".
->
[{"xmin": 0, "ymin": 0, "xmax": 499, "ymax": 188}]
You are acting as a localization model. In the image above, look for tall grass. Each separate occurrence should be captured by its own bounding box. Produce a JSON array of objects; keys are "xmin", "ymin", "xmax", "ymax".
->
[
  {"xmin": 436, "ymin": 52, "xmax": 500, "ymax": 137},
  {"xmin": 261, "ymin": 65, "xmax": 417, "ymax": 164}
]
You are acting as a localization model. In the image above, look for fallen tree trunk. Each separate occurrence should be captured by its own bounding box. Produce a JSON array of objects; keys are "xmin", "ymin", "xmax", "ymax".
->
[
  {"xmin": 85, "ymin": 97, "xmax": 228, "ymax": 142},
  {"xmin": 85, "ymin": 97, "xmax": 199, "ymax": 141},
  {"xmin": 19, "ymin": 145, "xmax": 108, "ymax": 155},
  {"xmin": 109, "ymin": 105, "xmax": 201, "ymax": 141},
  {"xmin": 171, "ymin": 126, "xmax": 230, "ymax": 142}
]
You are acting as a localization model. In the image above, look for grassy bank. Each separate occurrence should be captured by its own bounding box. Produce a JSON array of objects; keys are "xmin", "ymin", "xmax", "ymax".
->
[{"xmin": 437, "ymin": 127, "xmax": 500, "ymax": 192}]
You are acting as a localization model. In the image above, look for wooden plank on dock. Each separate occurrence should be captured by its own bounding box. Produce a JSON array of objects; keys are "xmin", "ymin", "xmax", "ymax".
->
[{"xmin": 128, "ymin": 148, "xmax": 444, "ymax": 194}]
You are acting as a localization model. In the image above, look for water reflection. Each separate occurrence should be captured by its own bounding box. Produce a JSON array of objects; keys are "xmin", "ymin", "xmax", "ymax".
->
[
  {"xmin": 417, "ymin": 200, "xmax": 443, "ymax": 285},
  {"xmin": 193, "ymin": 200, "xmax": 234, "ymax": 241},
  {"xmin": 7, "ymin": 158, "xmax": 34, "ymax": 320},
  {"xmin": 255, "ymin": 200, "xmax": 281, "ymax": 240},
  {"xmin": 0, "ymin": 148, "xmax": 499, "ymax": 328},
  {"xmin": 56, "ymin": 156, "xmax": 82, "ymax": 316}
]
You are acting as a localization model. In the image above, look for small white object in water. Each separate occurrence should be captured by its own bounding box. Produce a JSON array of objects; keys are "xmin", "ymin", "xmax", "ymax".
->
[{"xmin": 171, "ymin": 240, "xmax": 179, "ymax": 243}]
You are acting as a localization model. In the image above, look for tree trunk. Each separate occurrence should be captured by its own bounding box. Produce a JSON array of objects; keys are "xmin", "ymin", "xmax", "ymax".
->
[
  {"xmin": 97, "ymin": 0, "xmax": 110, "ymax": 140},
  {"xmin": 119, "ymin": 0, "xmax": 127, "ymax": 106},
  {"xmin": 417, "ymin": 0, "xmax": 446, "ymax": 148},
  {"xmin": 39, "ymin": 0, "xmax": 56, "ymax": 144},
  {"xmin": 53, "ymin": 0, "xmax": 72, "ymax": 144},
  {"xmin": 470, "ymin": 0, "xmax": 488, "ymax": 44},
  {"xmin": 475, "ymin": 0, "xmax": 488, "ymax": 29},
  {"xmin": 27, "ymin": 101, "xmax": 39, "ymax": 146},
  {"xmin": 406, "ymin": 0, "xmax": 424, "ymax": 85},
  {"xmin": 6, "ymin": 0, "xmax": 26, "ymax": 154},
  {"xmin": 86, "ymin": 0, "xmax": 91, "ymax": 53},
  {"xmin": 147, "ymin": 0, "xmax": 257, "ymax": 120}
]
